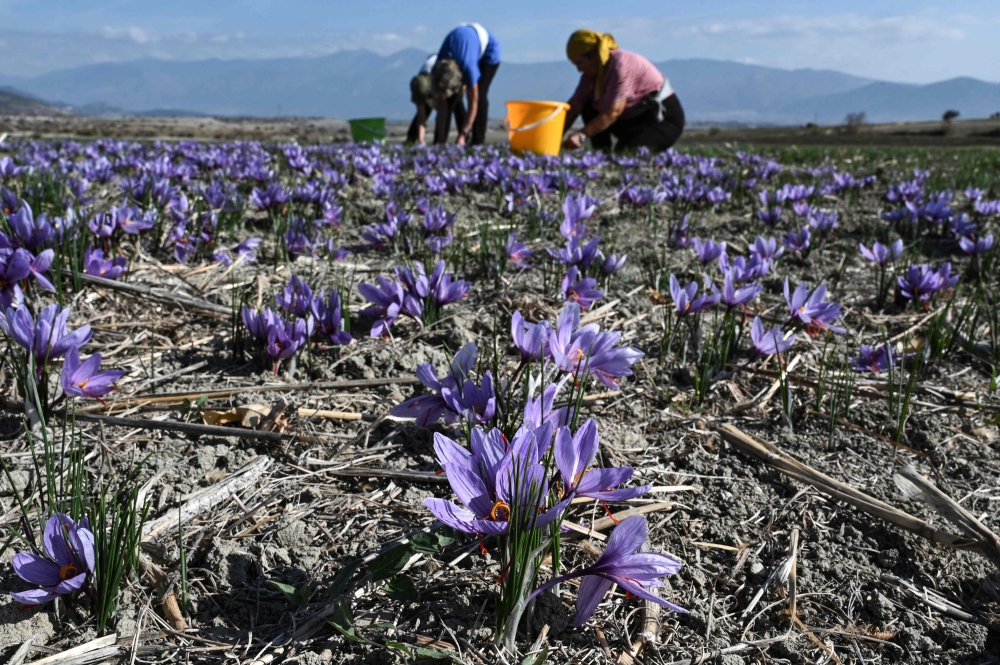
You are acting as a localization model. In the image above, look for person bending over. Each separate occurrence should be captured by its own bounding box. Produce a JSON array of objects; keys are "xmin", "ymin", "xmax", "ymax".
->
[
  {"xmin": 561, "ymin": 30, "xmax": 684, "ymax": 153},
  {"xmin": 430, "ymin": 23, "xmax": 501, "ymax": 146},
  {"xmin": 407, "ymin": 54, "xmax": 439, "ymax": 144}
]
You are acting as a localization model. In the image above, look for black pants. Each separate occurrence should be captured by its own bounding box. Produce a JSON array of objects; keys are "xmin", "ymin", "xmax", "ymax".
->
[
  {"xmin": 407, "ymin": 104, "xmax": 432, "ymax": 143},
  {"xmin": 435, "ymin": 61, "xmax": 499, "ymax": 145},
  {"xmin": 582, "ymin": 93, "xmax": 685, "ymax": 152}
]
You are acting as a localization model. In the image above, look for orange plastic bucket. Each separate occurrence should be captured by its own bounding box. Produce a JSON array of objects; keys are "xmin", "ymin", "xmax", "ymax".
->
[{"xmin": 504, "ymin": 101, "xmax": 570, "ymax": 156}]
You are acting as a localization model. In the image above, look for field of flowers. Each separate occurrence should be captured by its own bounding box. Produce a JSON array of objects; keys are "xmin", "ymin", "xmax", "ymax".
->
[{"xmin": 0, "ymin": 138, "xmax": 998, "ymax": 664}]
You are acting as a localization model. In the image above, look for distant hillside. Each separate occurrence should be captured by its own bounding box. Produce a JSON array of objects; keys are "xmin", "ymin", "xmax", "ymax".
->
[
  {"xmin": 0, "ymin": 87, "xmax": 66, "ymax": 116},
  {"xmin": 778, "ymin": 77, "xmax": 1000, "ymax": 124},
  {"xmin": 3, "ymin": 50, "xmax": 998, "ymax": 125}
]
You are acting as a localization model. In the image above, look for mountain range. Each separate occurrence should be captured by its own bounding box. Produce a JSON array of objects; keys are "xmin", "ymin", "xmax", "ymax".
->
[{"xmin": 1, "ymin": 49, "xmax": 998, "ymax": 125}]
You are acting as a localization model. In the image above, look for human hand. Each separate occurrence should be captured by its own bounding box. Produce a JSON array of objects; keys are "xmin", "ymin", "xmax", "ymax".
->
[
  {"xmin": 456, "ymin": 132, "xmax": 467, "ymax": 146},
  {"xmin": 563, "ymin": 132, "xmax": 583, "ymax": 150}
]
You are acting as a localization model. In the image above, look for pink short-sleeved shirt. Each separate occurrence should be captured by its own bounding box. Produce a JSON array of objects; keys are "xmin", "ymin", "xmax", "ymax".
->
[{"xmin": 569, "ymin": 49, "xmax": 665, "ymax": 112}]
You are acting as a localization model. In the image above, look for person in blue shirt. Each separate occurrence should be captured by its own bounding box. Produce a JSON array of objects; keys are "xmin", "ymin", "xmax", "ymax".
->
[{"xmin": 429, "ymin": 23, "xmax": 501, "ymax": 146}]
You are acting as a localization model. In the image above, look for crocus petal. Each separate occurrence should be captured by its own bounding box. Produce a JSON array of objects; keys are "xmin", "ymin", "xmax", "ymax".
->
[
  {"xmin": 424, "ymin": 498, "xmax": 508, "ymax": 536},
  {"xmin": 12, "ymin": 553, "xmax": 63, "ymax": 587},
  {"xmin": 573, "ymin": 575, "xmax": 615, "ymax": 626},
  {"xmin": 613, "ymin": 576, "xmax": 688, "ymax": 614}
]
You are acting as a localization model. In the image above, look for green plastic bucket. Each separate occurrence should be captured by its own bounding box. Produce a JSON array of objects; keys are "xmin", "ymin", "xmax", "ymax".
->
[{"xmin": 349, "ymin": 117, "xmax": 386, "ymax": 143}]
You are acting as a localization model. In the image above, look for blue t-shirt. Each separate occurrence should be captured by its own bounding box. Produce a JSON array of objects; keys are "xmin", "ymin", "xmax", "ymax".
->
[{"xmin": 437, "ymin": 24, "xmax": 501, "ymax": 87}]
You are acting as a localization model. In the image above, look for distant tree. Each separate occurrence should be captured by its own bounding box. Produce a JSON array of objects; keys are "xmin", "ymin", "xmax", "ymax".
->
[
  {"xmin": 991, "ymin": 112, "xmax": 1000, "ymax": 120},
  {"xmin": 844, "ymin": 112, "xmax": 866, "ymax": 127},
  {"xmin": 942, "ymin": 109, "xmax": 960, "ymax": 122}
]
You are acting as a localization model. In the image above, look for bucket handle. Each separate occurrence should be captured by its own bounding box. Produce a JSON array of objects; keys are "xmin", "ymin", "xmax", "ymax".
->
[{"xmin": 503, "ymin": 106, "xmax": 565, "ymax": 134}]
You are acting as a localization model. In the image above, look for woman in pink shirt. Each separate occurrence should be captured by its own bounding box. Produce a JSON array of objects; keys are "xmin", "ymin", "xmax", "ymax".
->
[{"xmin": 562, "ymin": 30, "xmax": 684, "ymax": 152}]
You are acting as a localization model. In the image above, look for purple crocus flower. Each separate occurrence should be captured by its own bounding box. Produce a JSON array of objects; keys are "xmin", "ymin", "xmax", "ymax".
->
[
  {"xmin": 852, "ymin": 344, "xmax": 894, "ymax": 373},
  {"xmin": 424, "ymin": 427, "xmax": 570, "ymax": 536},
  {"xmin": 549, "ymin": 236, "xmax": 602, "ymax": 271},
  {"xmin": 11, "ymin": 513, "xmax": 94, "ymax": 606},
  {"xmin": 311, "ymin": 289, "xmax": 352, "ymax": 345},
  {"xmin": 87, "ymin": 212, "xmax": 117, "ymax": 239},
  {"xmin": 3, "ymin": 303, "xmax": 92, "ymax": 366},
  {"xmin": 505, "ymin": 232, "xmax": 532, "ymax": 269},
  {"xmin": 554, "ymin": 419, "xmax": 651, "ymax": 501},
  {"xmin": 782, "ymin": 226, "xmax": 811, "ymax": 253},
  {"xmin": 276, "ymin": 275, "xmax": 314, "ymax": 317},
  {"xmin": 511, "ymin": 311, "xmax": 551, "ymax": 361},
  {"xmin": 0, "ymin": 247, "xmax": 33, "ymax": 305},
  {"xmin": 549, "ymin": 305, "xmax": 644, "ymax": 389},
  {"xmin": 808, "ymin": 209, "xmax": 839, "ymax": 235},
  {"xmin": 60, "ymin": 347, "xmax": 126, "ymax": 399},
  {"xmin": 859, "ymin": 240, "xmax": 904, "ymax": 265},
  {"xmin": 114, "ymin": 204, "xmax": 154, "ymax": 234},
  {"xmin": 442, "ymin": 371, "xmax": 496, "ymax": 425},
  {"xmin": 669, "ymin": 274, "xmax": 717, "ymax": 317},
  {"xmin": 713, "ymin": 273, "xmax": 762, "ymax": 309},
  {"xmin": 561, "ymin": 267, "xmax": 604, "ymax": 310},
  {"xmin": 692, "ymin": 238, "xmax": 726, "ymax": 266},
  {"xmin": 27, "ymin": 249, "xmax": 55, "ymax": 291},
  {"xmin": 560, "ymin": 193, "xmax": 598, "ymax": 238},
  {"xmin": 720, "ymin": 252, "xmax": 769, "ymax": 285},
  {"xmin": 600, "ymin": 253, "xmax": 627, "ymax": 275},
  {"xmin": 358, "ymin": 276, "xmax": 417, "ymax": 337},
  {"xmin": 265, "ymin": 315, "xmax": 313, "ymax": 360},
  {"xmin": 528, "ymin": 515, "xmax": 685, "ymax": 626},
  {"xmin": 750, "ymin": 236, "xmax": 784, "ymax": 261},
  {"xmin": 960, "ymin": 234, "xmax": 994, "ymax": 255},
  {"xmin": 8, "ymin": 202, "xmax": 54, "ymax": 251},
  {"xmin": 83, "ymin": 246, "xmax": 128, "ymax": 280},
  {"xmin": 390, "ymin": 343, "xmax": 477, "ymax": 426},
  {"xmin": 427, "ymin": 260, "xmax": 470, "ymax": 306},
  {"xmin": 756, "ymin": 207, "xmax": 782, "ymax": 228},
  {"xmin": 897, "ymin": 263, "xmax": 958, "ymax": 301},
  {"xmin": 750, "ymin": 316, "xmax": 796, "ymax": 356},
  {"xmin": 784, "ymin": 278, "xmax": 846, "ymax": 334}
]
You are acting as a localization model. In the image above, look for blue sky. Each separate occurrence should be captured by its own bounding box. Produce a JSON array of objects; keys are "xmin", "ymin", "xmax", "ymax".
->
[{"xmin": 0, "ymin": 0, "xmax": 997, "ymax": 82}]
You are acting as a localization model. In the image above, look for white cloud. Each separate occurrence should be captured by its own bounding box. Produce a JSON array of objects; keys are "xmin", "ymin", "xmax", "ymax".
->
[
  {"xmin": 680, "ymin": 14, "xmax": 965, "ymax": 43},
  {"xmin": 100, "ymin": 26, "xmax": 160, "ymax": 44}
]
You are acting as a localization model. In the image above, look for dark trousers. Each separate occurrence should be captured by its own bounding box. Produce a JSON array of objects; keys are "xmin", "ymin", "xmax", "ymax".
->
[
  {"xmin": 582, "ymin": 93, "xmax": 685, "ymax": 152},
  {"xmin": 435, "ymin": 61, "xmax": 499, "ymax": 145},
  {"xmin": 407, "ymin": 104, "xmax": 432, "ymax": 143}
]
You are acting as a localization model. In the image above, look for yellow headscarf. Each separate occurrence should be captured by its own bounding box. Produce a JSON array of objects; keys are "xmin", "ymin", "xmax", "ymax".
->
[{"xmin": 565, "ymin": 29, "xmax": 619, "ymax": 99}]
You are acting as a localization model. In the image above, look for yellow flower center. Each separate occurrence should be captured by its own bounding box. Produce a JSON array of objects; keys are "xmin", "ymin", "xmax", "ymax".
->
[{"xmin": 60, "ymin": 563, "xmax": 79, "ymax": 580}]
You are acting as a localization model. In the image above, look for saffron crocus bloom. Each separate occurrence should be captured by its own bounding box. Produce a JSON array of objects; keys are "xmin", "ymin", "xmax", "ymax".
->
[
  {"xmin": 960, "ymin": 234, "xmax": 994, "ymax": 255},
  {"xmin": 358, "ymin": 276, "xmax": 409, "ymax": 337},
  {"xmin": 897, "ymin": 263, "xmax": 953, "ymax": 301},
  {"xmin": 750, "ymin": 316, "xmax": 796, "ymax": 355},
  {"xmin": 11, "ymin": 513, "xmax": 94, "ymax": 606},
  {"xmin": 87, "ymin": 212, "xmax": 117, "ymax": 238},
  {"xmin": 554, "ymin": 419, "xmax": 651, "ymax": 501},
  {"xmin": 83, "ymin": 246, "xmax": 128, "ymax": 280},
  {"xmin": 424, "ymin": 428, "xmax": 570, "ymax": 536},
  {"xmin": 561, "ymin": 193, "xmax": 598, "ymax": 238},
  {"xmin": 669, "ymin": 274, "xmax": 717, "ymax": 317},
  {"xmin": 511, "ymin": 311, "xmax": 551, "ymax": 360},
  {"xmin": 505, "ymin": 232, "xmax": 532, "ymax": 269},
  {"xmin": 60, "ymin": 347, "xmax": 126, "ymax": 399},
  {"xmin": 600, "ymin": 253, "xmax": 626, "ymax": 275},
  {"xmin": 782, "ymin": 226, "xmax": 811, "ymax": 253},
  {"xmin": 442, "ymin": 372, "xmax": 496, "ymax": 425},
  {"xmin": 756, "ymin": 207, "xmax": 782, "ymax": 228},
  {"xmin": 784, "ymin": 278, "xmax": 846, "ymax": 334},
  {"xmin": 266, "ymin": 316, "xmax": 313, "ymax": 360},
  {"xmin": 529, "ymin": 515, "xmax": 685, "ymax": 626},
  {"xmin": 390, "ymin": 343, "xmax": 477, "ymax": 426},
  {"xmin": 859, "ymin": 240, "xmax": 904, "ymax": 265},
  {"xmin": 4, "ymin": 303, "xmax": 92, "ymax": 366},
  {"xmin": 549, "ymin": 236, "xmax": 601, "ymax": 271},
  {"xmin": 562, "ymin": 266, "xmax": 604, "ymax": 310},
  {"xmin": 8, "ymin": 202, "xmax": 54, "ymax": 252},
  {"xmin": 714, "ymin": 273, "xmax": 762, "ymax": 309},
  {"xmin": 692, "ymin": 238, "xmax": 725, "ymax": 265},
  {"xmin": 750, "ymin": 236, "xmax": 784, "ymax": 261},
  {"xmin": 852, "ymin": 344, "xmax": 894, "ymax": 373},
  {"xmin": 549, "ymin": 304, "xmax": 644, "ymax": 389},
  {"xmin": 311, "ymin": 289, "xmax": 352, "ymax": 345},
  {"xmin": 428, "ymin": 264, "xmax": 470, "ymax": 306},
  {"xmin": 276, "ymin": 275, "xmax": 314, "ymax": 317},
  {"xmin": 808, "ymin": 209, "xmax": 838, "ymax": 235}
]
